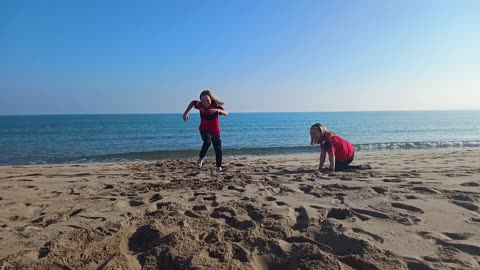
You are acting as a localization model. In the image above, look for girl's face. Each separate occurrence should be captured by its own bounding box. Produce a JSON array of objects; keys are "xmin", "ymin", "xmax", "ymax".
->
[
  {"xmin": 310, "ymin": 127, "xmax": 322, "ymax": 144},
  {"xmin": 201, "ymin": 95, "xmax": 212, "ymax": 108}
]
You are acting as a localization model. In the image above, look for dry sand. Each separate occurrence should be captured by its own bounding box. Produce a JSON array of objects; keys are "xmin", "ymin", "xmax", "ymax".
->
[{"xmin": 0, "ymin": 148, "xmax": 479, "ymax": 270}]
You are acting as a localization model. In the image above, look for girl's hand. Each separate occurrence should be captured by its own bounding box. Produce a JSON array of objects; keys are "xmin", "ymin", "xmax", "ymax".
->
[
  {"xmin": 183, "ymin": 113, "xmax": 189, "ymax": 122},
  {"xmin": 210, "ymin": 109, "xmax": 228, "ymax": 115},
  {"xmin": 209, "ymin": 109, "xmax": 221, "ymax": 114}
]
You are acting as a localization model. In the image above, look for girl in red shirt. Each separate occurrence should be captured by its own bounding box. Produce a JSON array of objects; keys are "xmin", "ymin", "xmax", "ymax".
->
[
  {"xmin": 310, "ymin": 123, "xmax": 355, "ymax": 171},
  {"xmin": 183, "ymin": 90, "xmax": 228, "ymax": 171}
]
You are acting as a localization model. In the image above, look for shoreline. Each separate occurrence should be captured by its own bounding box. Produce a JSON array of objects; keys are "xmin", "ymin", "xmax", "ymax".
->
[
  {"xmin": 1, "ymin": 148, "xmax": 479, "ymax": 269},
  {"xmin": 3, "ymin": 145, "xmax": 480, "ymax": 167}
]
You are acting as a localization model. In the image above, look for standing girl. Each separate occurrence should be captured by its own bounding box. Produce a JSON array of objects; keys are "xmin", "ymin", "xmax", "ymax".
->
[
  {"xmin": 310, "ymin": 123, "xmax": 356, "ymax": 171},
  {"xmin": 183, "ymin": 90, "xmax": 228, "ymax": 171}
]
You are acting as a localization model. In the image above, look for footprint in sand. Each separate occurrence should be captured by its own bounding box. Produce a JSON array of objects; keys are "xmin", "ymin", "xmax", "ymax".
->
[
  {"xmin": 461, "ymin": 182, "xmax": 480, "ymax": 187},
  {"xmin": 77, "ymin": 214, "xmax": 107, "ymax": 222},
  {"xmin": 352, "ymin": 208, "xmax": 391, "ymax": 221},
  {"xmin": 391, "ymin": 203, "xmax": 425, "ymax": 214},
  {"xmin": 275, "ymin": 201, "xmax": 288, "ymax": 206},
  {"xmin": 103, "ymin": 184, "xmax": 114, "ymax": 189},
  {"xmin": 450, "ymin": 194, "xmax": 475, "ymax": 202},
  {"xmin": 32, "ymin": 208, "xmax": 83, "ymax": 227},
  {"xmin": 443, "ymin": 232, "xmax": 473, "ymax": 240},
  {"xmin": 210, "ymin": 207, "xmax": 255, "ymax": 230},
  {"xmin": 156, "ymin": 202, "xmax": 178, "ymax": 210},
  {"xmin": 293, "ymin": 207, "xmax": 309, "ymax": 231},
  {"xmin": 323, "ymin": 183, "xmax": 362, "ymax": 191},
  {"xmin": 128, "ymin": 225, "xmax": 162, "ymax": 252},
  {"xmin": 74, "ymin": 173, "xmax": 93, "ymax": 177},
  {"xmin": 129, "ymin": 200, "xmax": 145, "ymax": 207},
  {"xmin": 383, "ymin": 178, "xmax": 404, "ymax": 183},
  {"xmin": 22, "ymin": 185, "xmax": 38, "ymax": 189},
  {"xmin": 149, "ymin": 193, "xmax": 162, "ymax": 202},
  {"xmin": 468, "ymin": 217, "xmax": 480, "ymax": 223},
  {"xmin": 327, "ymin": 208, "xmax": 353, "ymax": 220},
  {"xmin": 409, "ymin": 181, "xmax": 423, "ymax": 185},
  {"xmin": 17, "ymin": 179, "xmax": 34, "ymax": 182},
  {"xmin": 352, "ymin": 227, "xmax": 384, "ymax": 243},
  {"xmin": 298, "ymin": 184, "xmax": 312, "ymax": 193},
  {"xmin": 451, "ymin": 201, "xmax": 479, "ymax": 211},
  {"xmin": 292, "ymin": 176, "xmax": 304, "ymax": 182},
  {"xmin": 371, "ymin": 187, "xmax": 388, "ymax": 195},
  {"xmin": 418, "ymin": 231, "xmax": 480, "ymax": 257},
  {"xmin": 38, "ymin": 241, "xmax": 52, "ymax": 259},
  {"xmin": 227, "ymin": 185, "xmax": 246, "ymax": 192},
  {"xmin": 211, "ymin": 206, "xmax": 236, "ymax": 217},
  {"xmin": 69, "ymin": 209, "xmax": 84, "ymax": 217},
  {"xmin": 315, "ymin": 225, "xmax": 407, "ymax": 269},
  {"xmin": 412, "ymin": 186, "xmax": 441, "ymax": 194},
  {"xmin": 245, "ymin": 206, "xmax": 265, "ymax": 222},
  {"xmin": 203, "ymin": 194, "xmax": 217, "ymax": 201},
  {"xmin": 185, "ymin": 210, "xmax": 202, "ymax": 218},
  {"xmin": 9, "ymin": 215, "xmax": 24, "ymax": 222},
  {"xmin": 24, "ymin": 173, "xmax": 43, "ymax": 177},
  {"xmin": 192, "ymin": 205, "xmax": 208, "ymax": 211},
  {"xmin": 298, "ymin": 184, "xmax": 321, "ymax": 198}
]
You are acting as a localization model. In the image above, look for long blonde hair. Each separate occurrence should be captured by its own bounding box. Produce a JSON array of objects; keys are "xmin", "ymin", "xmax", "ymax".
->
[
  {"xmin": 310, "ymin": 123, "xmax": 335, "ymax": 145},
  {"xmin": 200, "ymin": 90, "xmax": 224, "ymax": 107}
]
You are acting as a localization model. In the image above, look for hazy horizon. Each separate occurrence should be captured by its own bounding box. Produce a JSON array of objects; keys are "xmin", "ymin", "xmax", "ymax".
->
[{"xmin": 2, "ymin": 109, "xmax": 480, "ymax": 117}]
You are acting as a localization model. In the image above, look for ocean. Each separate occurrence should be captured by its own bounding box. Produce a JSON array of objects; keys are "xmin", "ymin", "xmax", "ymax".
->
[{"xmin": 1, "ymin": 111, "xmax": 479, "ymax": 165}]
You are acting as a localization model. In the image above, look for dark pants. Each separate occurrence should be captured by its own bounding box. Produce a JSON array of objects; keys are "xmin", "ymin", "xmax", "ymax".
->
[
  {"xmin": 199, "ymin": 131, "xmax": 222, "ymax": 167},
  {"xmin": 335, "ymin": 151, "xmax": 354, "ymax": 171}
]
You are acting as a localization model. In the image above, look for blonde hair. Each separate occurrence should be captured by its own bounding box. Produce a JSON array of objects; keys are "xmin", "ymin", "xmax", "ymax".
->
[
  {"xmin": 310, "ymin": 123, "xmax": 335, "ymax": 145},
  {"xmin": 200, "ymin": 90, "xmax": 224, "ymax": 107}
]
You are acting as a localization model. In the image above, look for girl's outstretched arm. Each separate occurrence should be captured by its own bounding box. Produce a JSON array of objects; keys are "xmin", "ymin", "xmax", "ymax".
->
[
  {"xmin": 319, "ymin": 148, "xmax": 326, "ymax": 169},
  {"xmin": 218, "ymin": 109, "xmax": 228, "ymax": 116},
  {"xmin": 211, "ymin": 109, "xmax": 228, "ymax": 116},
  {"xmin": 183, "ymin": 101, "xmax": 197, "ymax": 122},
  {"xmin": 328, "ymin": 151, "xmax": 335, "ymax": 171}
]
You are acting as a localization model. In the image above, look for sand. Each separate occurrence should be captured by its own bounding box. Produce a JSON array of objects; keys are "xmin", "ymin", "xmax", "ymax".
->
[{"xmin": 0, "ymin": 148, "xmax": 479, "ymax": 270}]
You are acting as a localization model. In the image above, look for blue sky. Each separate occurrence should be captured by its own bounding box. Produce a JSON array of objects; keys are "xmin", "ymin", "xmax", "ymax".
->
[{"xmin": 1, "ymin": 0, "xmax": 479, "ymax": 114}]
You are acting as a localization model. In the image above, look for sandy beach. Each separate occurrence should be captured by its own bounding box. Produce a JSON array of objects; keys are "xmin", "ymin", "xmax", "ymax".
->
[{"xmin": 1, "ymin": 148, "xmax": 479, "ymax": 269}]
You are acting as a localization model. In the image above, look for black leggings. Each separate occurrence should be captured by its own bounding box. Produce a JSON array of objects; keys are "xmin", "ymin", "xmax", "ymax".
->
[
  {"xmin": 199, "ymin": 131, "xmax": 222, "ymax": 167},
  {"xmin": 335, "ymin": 152, "xmax": 354, "ymax": 171}
]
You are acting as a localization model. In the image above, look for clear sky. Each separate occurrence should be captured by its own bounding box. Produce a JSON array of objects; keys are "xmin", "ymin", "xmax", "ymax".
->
[{"xmin": 1, "ymin": 0, "xmax": 479, "ymax": 115}]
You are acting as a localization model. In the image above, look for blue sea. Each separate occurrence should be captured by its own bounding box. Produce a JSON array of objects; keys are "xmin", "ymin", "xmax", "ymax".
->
[{"xmin": 1, "ymin": 111, "xmax": 480, "ymax": 165}]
